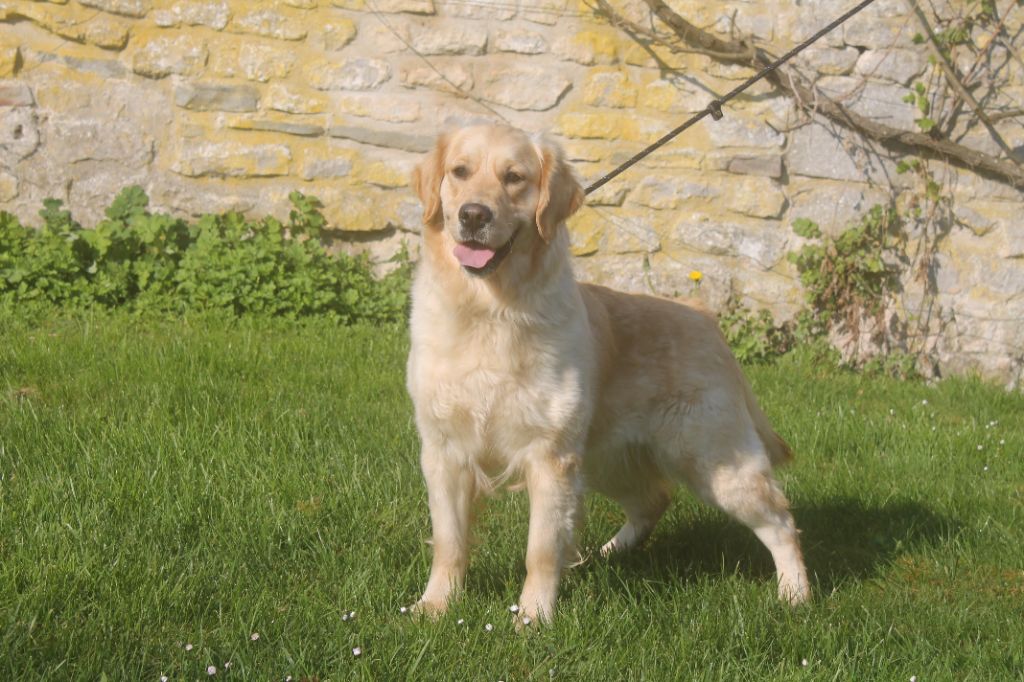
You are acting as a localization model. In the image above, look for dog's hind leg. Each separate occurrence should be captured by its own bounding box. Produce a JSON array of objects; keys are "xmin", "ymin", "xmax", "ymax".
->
[
  {"xmin": 599, "ymin": 480, "xmax": 672, "ymax": 557},
  {"xmin": 687, "ymin": 456, "xmax": 809, "ymax": 604}
]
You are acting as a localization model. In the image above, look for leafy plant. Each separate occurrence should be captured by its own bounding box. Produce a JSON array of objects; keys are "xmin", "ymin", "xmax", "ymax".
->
[
  {"xmin": 719, "ymin": 298, "xmax": 793, "ymax": 364},
  {"xmin": 903, "ymin": 82, "xmax": 937, "ymax": 133},
  {"xmin": 787, "ymin": 206, "xmax": 901, "ymax": 337},
  {"xmin": 0, "ymin": 188, "xmax": 410, "ymax": 324}
]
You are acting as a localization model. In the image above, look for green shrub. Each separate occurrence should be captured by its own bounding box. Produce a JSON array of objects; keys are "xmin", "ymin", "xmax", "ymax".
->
[{"xmin": 0, "ymin": 187, "xmax": 410, "ymax": 324}]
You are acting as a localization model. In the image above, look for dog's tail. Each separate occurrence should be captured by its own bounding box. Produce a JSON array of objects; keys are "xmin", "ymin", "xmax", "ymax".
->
[{"xmin": 740, "ymin": 373, "xmax": 793, "ymax": 467}]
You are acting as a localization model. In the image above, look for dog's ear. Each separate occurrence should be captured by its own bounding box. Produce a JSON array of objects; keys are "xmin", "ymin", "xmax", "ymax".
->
[
  {"xmin": 534, "ymin": 136, "xmax": 585, "ymax": 243},
  {"xmin": 412, "ymin": 132, "xmax": 450, "ymax": 229}
]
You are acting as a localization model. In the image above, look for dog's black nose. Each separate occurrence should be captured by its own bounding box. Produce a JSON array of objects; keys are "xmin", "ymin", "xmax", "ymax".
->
[{"xmin": 458, "ymin": 203, "xmax": 493, "ymax": 232}]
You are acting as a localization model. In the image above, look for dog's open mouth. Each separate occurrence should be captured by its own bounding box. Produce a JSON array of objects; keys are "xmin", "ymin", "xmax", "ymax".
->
[{"xmin": 453, "ymin": 229, "xmax": 518, "ymax": 277}]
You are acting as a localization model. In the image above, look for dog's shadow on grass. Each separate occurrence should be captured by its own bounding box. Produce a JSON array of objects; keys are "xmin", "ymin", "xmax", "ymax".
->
[{"xmin": 591, "ymin": 496, "xmax": 958, "ymax": 594}]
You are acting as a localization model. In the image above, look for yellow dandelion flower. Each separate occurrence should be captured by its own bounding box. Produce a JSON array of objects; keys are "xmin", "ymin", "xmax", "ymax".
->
[{"xmin": 688, "ymin": 270, "xmax": 703, "ymax": 283}]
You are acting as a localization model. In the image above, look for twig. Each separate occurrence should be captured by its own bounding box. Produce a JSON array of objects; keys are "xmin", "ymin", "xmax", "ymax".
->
[
  {"xmin": 636, "ymin": 0, "xmax": 1024, "ymax": 188},
  {"xmin": 907, "ymin": 0, "xmax": 1020, "ymax": 163}
]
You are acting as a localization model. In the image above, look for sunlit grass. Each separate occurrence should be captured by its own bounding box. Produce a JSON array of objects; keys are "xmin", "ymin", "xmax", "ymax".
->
[{"xmin": 1, "ymin": 312, "xmax": 1022, "ymax": 680}]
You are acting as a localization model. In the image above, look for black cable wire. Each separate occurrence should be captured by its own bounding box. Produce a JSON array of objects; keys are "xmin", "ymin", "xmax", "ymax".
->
[{"xmin": 583, "ymin": 0, "xmax": 878, "ymax": 196}]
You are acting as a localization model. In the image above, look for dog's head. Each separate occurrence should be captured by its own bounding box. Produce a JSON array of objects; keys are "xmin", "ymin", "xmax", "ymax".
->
[{"xmin": 413, "ymin": 124, "xmax": 584, "ymax": 278}]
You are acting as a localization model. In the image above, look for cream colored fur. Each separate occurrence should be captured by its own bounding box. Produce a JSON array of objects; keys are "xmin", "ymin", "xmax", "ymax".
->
[{"xmin": 407, "ymin": 124, "xmax": 809, "ymax": 623}]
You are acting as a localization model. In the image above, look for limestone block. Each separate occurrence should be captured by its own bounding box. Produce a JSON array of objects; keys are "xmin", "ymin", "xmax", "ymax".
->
[
  {"xmin": 491, "ymin": 29, "xmax": 547, "ymax": 55},
  {"xmin": 522, "ymin": 0, "xmax": 567, "ymax": 25},
  {"xmin": 723, "ymin": 177, "xmax": 786, "ymax": 219},
  {"xmin": 816, "ymin": 76, "xmax": 916, "ymax": 130},
  {"xmin": 401, "ymin": 64, "xmax": 473, "ymax": 91},
  {"xmin": 265, "ymin": 84, "xmax": 328, "ymax": 114},
  {"xmin": 305, "ymin": 57, "xmax": 392, "ymax": 90},
  {"xmin": 638, "ymin": 78, "xmax": 702, "ymax": 113},
  {"xmin": 238, "ymin": 43, "xmax": 297, "ymax": 82},
  {"xmin": 719, "ymin": 153, "xmax": 783, "ymax": 179},
  {"xmin": 557, "ymin": 111, "xmax": 638, "ymax": 140},
  {"xmin": 226, "ymin": 118, "xmax": 325, "ymax": 137},
  {"xmin": 300, "ymin": 149, "xmax": 357, "ymax": 180},
  {"xmin": 793, "ymin": 46, "xmax": 860, "ymax": 75},
  {"xmin": 355, "ymin": 160, "xmax": 412, "ymax": 188},
  {"xmin": 844, "ymin": 17, "xmax": 910, "ymax": 50},
  {"xmin": 151, "ymin": 1, "xmax": 230, "ymax": 30},
  {"xmin": 233, "ymin": 9, "xmax": 307, "ymax": 41},
  {"xmin": 0, "ymin": 171, "xmax": 17, "ymax": 201},
  {"xmin": 669, "ymin": 215, "xmax": 788, "ymax": 269},
  {"xmin": 630, "ymin": 175, "xmax": 716, "ymax": 210},
  {"xmin": 552, "ymin": 30, "xmax": 618, "ymax": 65},
  {"xmin": 582, "ymin": 69, "xmax": 637, "ymax": 109},
  {"xmin": 707, "ymin": 115, "xmax": 784, "ymax": 149},
  {"xmin": 173, "ymin": 141, "xmax": 292, "ymax": 177},
  {"xmin": 322, "ymin": 20, "xmax": 357, "ymax": 51},
  {"xmin": 174, "ymin": 83, "xmax": 259, "ymax": 111},
  {"xmin": 602, "ymin": 211, "xmax": 660, "ymax": 254},
  {"xmin": 336, "ymin": 94, "xmax": 421, "ymax": 123},
  {"xmin": 363, "ymin": 23, "xmax": 412, "ymax": 53},
  {"xmin": 566, "ymin": 210, "xmax": 604, "ymax": 256},
  {"xmin": 648, "ymin": 252, "xmax": 732, "ymax": 308},
  {"xmin": 787, "ymin": 180, "xmax": 888, "ymax": 236},
  {"xmin": 81, "ymin": 16, "xmax": 130, "ymax": 49},
  {"xmin": 0, "ymin": 47, "xmax": 18, "ymax": 77},
  {"xmin": 283, "ymin": 0, "xmax": 317, "ymax": 7},
  {"xmin": 481, "ymin": 67, "xmax": 571, "ymax": 111},
  {"xmin": 787, "ymin": 121, "xmax": 898, "ymax": 183},
  {"xmin": 331, "ymin": 0, "xmax": 434, "ymax": 13},
  {"xmin": 855, "ymin": 48, "xmax": 926, "ymax": 85},
  {"xmin": 442, "ymin": 0, "xmax": 513, "ymax": 19},
  {"xmin": 572, "ymin": 254, "xmax": 652, "ymax": 294},
  {"xmin": 408, "ymin": 22, "xmax": 487, "ymax": 56},
  {"xmin": 78, "ymin": 0, "xmax": 150, "ymax": 18},
  {"xmin": 327, "ymin": 125, "xmax": 433, "ymax": 153},
  {"xmin": 132, "ymin": 34, "xmax": 207, "ymax": 78},
  {"xmin": 0, "ymin": 82, "xmax": 34, "ymax": 107},
  {"xmin": 30, "ymin": 50, "xmax": 127, "ymax": 78},
  {"xmin": 0, "ymin": 107, "xmax": 40, "ymax": 160}
]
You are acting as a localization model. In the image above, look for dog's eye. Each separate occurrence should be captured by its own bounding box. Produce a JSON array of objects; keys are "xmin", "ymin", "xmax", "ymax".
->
[
  {"xmin": 451, "ymin": 165, "xmax": 469, "ymax": 180},
  {"xmin": 504, "ymin": 171, "xmax": 523, "ymax": 185}
]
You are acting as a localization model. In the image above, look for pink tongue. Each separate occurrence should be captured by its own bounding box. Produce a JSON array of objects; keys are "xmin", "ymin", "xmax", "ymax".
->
[{"xmin": 453, "ymin": 243, "xmax": 497, "ymax": 269}]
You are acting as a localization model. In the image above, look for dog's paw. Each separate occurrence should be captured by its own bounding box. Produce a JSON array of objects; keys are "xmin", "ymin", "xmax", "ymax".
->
[
  {"xmin": 409, "ymin": 598, "xmax": 447, "ymax": 620},
  {"xmin": 778, "ymin": 580, "xmax": 811, "ymax": 606}
]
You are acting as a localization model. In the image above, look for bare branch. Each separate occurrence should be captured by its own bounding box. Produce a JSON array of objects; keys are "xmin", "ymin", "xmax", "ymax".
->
[
  {"xmin": 633, "ymin": 0, "xmax": 1024, "ymax": 189},
  {"xmin": 907, "ymin": 0, "xmax": 1020, "ymax": 164}
]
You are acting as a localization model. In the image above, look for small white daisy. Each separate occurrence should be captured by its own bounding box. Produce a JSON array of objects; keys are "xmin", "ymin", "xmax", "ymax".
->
[
  {"xmin": 457, "ymin": 618, "xmax": 466, "ymax": 626},
  {"xmin": 185, "ymin": 644, "xmax": 194, "ymax": 652},
  {"xmin": 509, "ymin": 604, "xmax": 520, "ymax": 614},
  {"xmin": 978, "ymin": 444, "xmax": 983, "ymax": 451},
  {"xmin": 207, "ymin": 665, "xmax": 217, "ymax": 676},
  {"xmin": 910, "ymin": 676, "xmax": 917, "ymax": 682},
  {"xmin": 160, "ymin": 676, "xmax": 168, "ymax": 682},
  {"xmin": 522, "ymin": 616, "xmax": 532, "ymax": 626},
  {"xmin": 352, "ymin": 647, "xmax": 362, "ymax": 657},
  {"xmin": 349, "ymin": 611, "xmax": 357, "ymax": 620},
  {"xmin": 484, "ymin": 623, "xmax": 494, "ymax": 632},
  {"xmin": 1000, "ymin": 439, "xmax": 1005, "ymax": 445},
  {"xmin": 801, "ymin": 658, "xmax": 808, "ymax": 667},
  {"xmin": 921, "ymin": 399, "xmax": 928, "ymax": 405},
  {"xmin": 400, "ymin": 606, "xmax": 409, "ymax": 614},
  {"xmin": 224, "ymin": 662, "xmax": 232, "ymax": 670},
  {"xmin": 983, "ymin": 465, "xmax": 989, "ymax": 471},
  {"xmin": 250, "ymin": 632, "xmax": 260, "ymax": 641}
]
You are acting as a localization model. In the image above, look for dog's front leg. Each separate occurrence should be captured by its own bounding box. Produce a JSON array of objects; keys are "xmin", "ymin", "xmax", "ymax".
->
[
  {"xmin": 416, "ymin": 447, "xmax": 476, "ymax": 617},
  {"xmin": 518, "ymin": 448, "xmax": 583, "ymax": 624}
]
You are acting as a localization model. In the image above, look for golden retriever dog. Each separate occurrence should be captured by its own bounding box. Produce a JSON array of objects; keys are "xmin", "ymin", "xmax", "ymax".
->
[{"xmin": 406, "ymin": 124, "xmax": 809, "ymax": 623}]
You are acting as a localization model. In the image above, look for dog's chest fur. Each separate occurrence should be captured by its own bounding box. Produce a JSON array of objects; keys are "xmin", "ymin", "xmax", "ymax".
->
[{"xmin": 408, "ymin": 284, "xmax": 594, "ymax": 470}]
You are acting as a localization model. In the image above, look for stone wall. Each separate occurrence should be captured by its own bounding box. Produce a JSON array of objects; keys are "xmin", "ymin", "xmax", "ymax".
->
[{"xmin": 1, "ymin": 0, "xmax": 1022, "ymax": 386}]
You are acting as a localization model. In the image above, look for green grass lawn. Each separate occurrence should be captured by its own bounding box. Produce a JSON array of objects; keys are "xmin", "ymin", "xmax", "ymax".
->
[{"xmin": 1, "ymin": 313, "xmax": 1022, "ymax": 680}]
